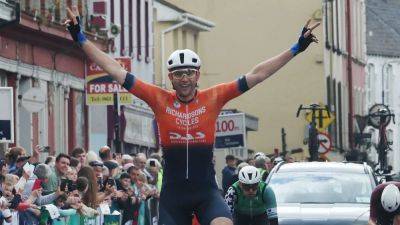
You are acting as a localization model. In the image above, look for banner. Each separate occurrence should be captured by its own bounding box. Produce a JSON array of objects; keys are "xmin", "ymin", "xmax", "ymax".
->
[{"xmin": 86, "ymin": 58, "xmax": 133, "ymax": 105}]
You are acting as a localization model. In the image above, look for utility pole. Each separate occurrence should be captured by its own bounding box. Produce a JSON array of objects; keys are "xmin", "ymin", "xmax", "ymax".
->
[
  {"xmin": 113, "ymin": 89, "xmax": 121, "ymax": 153},
  {"xmin": 281, "ymin": 128, "xmax": 287, "ymax": 157}
]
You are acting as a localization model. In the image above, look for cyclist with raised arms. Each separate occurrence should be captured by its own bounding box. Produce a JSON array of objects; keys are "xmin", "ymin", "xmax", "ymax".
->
[
  {"xmin": 65, "ymin": 6, "xmax": 319, "ymax": 225},
  {"xmin": 225, "ymin": 166, "xmax": 278, "ymax": 225},
  {"xmin": 369, "ymin": 182, "xmax": 400, "ymax": 225}
]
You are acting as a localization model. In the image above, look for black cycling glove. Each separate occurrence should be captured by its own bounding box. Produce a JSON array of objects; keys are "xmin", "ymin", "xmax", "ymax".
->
[
  {"xmin": 290, "ymin": 27, "xmax": 315, "ymax": 56},
  {"xmin": 67, "ymin": 16, "xmax": 87, "ymax": 45}
]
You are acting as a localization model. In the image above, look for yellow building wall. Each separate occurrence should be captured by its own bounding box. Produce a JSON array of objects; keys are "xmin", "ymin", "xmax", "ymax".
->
[
  {"xmin": 155, "ymin": 0, "xmax": 325, "ymax": 156},
  {"xmin": 153, "ymin": 10, "xmax": 201, "ymax": 91}
]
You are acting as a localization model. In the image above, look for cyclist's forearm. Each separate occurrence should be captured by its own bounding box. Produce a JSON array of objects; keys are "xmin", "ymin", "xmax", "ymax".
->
[
  {"xmin": 245, "ymin": 49, "xmax": 293, "ymax": 89},
  {"xmin": 81, "ymin": 41, "xmax": 127, "ymax": 84}
]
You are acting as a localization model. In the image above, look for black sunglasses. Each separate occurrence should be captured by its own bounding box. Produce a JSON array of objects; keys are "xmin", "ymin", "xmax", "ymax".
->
[{"xmin": 242, "ymin": 183, "xmax": 259, "ymax": 191}]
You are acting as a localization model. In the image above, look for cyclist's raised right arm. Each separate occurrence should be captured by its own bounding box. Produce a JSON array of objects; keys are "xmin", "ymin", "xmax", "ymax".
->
[
  {"xmin": 81, "ymin": 41, "xmax": 127, "ymax": 85},
  {"xmin": 66, "ymin": 7, "xmax": 127, "ymax": 85}
]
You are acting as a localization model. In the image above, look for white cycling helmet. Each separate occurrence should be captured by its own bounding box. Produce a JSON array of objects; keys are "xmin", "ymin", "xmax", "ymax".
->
[
  {"xmin": 381, "ymin": 184, "xmax": 400, "ymax": 212},
  {"xmin": 238, "ymin": 166, "xmax": 261, "ymax": 185},
  {"xmin": 254, "ymin": 152, "xmax": 266, "ymax": 160},
  {"xmin": 167, "ymin": 49, "xmax": 201, "ymax": 71}
]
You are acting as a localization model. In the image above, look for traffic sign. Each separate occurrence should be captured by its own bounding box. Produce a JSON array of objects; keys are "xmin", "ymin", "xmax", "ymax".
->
[
  {"xmin": 318, "ymin": 132, "xmax": 332, "ymax": 154},
  {"xmin": 305, "ymin": 110, "xmax": 335, "ymax": 131},
  {"xmin": 215, "ymin": 113, "xmax": 246, "ymax": 149},
  {"xmin": 21, "ymin": 87, "xmax": 46, "ymax": 112}
]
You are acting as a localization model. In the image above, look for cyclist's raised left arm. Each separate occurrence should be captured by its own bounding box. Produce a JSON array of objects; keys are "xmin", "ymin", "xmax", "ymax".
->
[
  {"xmin": 245, "ymin": 50, "xmax": 293, "ymax": 90},
  {"xmin": 245, "ymin": 20, "xmax": 319, "ymax": 90}
]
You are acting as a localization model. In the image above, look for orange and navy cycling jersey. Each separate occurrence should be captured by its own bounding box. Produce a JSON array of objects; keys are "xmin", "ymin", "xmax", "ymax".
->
[{"xmin": 123, "ymin": 73, "xmax": 248, "ymax": 186}]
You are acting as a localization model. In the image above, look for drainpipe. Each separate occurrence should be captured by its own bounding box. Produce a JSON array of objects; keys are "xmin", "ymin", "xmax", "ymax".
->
[
  {"xmin": 346, "ymin": 0, "xmax": 354, "ymax": 149},
  {"xmin": 161, "ymin": 18, "xmax": 189, "ymax": 88}
]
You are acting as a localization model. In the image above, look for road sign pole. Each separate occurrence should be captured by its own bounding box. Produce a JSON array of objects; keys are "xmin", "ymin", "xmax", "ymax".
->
[
  {"xmin": 281, "ymin": 128, "xmax": 287, "ymax": 156},
  {"xmin": 113, "ymin": 91, "xmax": 121, "ymax": 154}
]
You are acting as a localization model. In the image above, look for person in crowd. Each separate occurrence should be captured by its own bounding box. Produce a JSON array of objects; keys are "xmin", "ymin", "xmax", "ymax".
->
[
  {"xmin": 230, "ymin": 162, "xmax": 250, "ymax": 185},
  {"xmin": 86, "ymin": 150, "xmax": 100, "ymax": 164},
  {"xmin": 135, "ymin": 153, "xmax": 154, "ymax": 184},
  {"xmin": 222, "ymin": 155, "xmax": 237, "ymax": 195},
  {"xmin": 66, "ymin": 166, "xmax": 78, "ymax": 182},
  {"xmin": 115, "ymin": 172, "xmax": 141, "ymax": 225},
  {"xmin": 42, "ymin": 153, "xmax": 71, "ymax": 195},
  {"xmin": 71, "ymin": 147, "xmax": 87, "ymax": 166},
  {"xmin": 5, "ymin": 147, "xmax": 27, "ymax": 174},
  {"xmin": 99, "ymin": 146, "xmax": 114, "ymax": 171},
  {"xmin": 254, "ymin": 156, "xmax": 271, "ymax": 181},
  {"xmin": 285, "ymin": 154, "xmax": 295, "ymax": 163},
  {"xmin": 77, "ymin": 166, "xmax": 100, "ymax": 209},
  {"xmin": 145, "ymin": 159, "xmax": 161, "ymax": 190},
  {"xmin": 20, "ymin": 163, "xmax": 63, "ymax": 224},
  {"xmin": 121, "ymin": 154, "xmax": 134, "ymax": 167}
]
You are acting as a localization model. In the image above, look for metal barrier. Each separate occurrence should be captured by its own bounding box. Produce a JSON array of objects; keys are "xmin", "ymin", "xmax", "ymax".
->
[{"xmin": 2, "ymin": 198, "xmax": 159, "ymax": 225}]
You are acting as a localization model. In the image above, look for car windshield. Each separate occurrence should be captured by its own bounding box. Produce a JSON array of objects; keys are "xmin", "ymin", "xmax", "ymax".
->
[{"xmin": 268, "ymin": 172, "xmax": 373, "ymax": 204}]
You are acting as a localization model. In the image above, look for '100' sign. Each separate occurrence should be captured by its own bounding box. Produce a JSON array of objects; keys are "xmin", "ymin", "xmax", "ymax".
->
[{"xmin": 216, "ymin": 120, "xmax": 235, "ymax": 132}]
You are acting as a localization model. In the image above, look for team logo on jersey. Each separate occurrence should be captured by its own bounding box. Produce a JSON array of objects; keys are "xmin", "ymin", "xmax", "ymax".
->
[
  {"xmin": 169, "ymin": 131, "xmax": 206, "ymax": 143},
  {"xmin": 173, "ymin": 100, "xmax": 181, "ymax": 109}
]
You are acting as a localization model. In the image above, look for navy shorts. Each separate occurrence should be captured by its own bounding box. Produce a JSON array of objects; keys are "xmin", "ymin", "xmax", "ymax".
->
[{"xmin": 159, "ymin": 183, "xmax": 232, "ymax": 225}]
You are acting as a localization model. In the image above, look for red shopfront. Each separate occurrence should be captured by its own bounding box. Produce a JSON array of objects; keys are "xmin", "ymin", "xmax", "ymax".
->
[{"xmin": 0, "ymin": 11, "xmax": 108, "ymax": 156}]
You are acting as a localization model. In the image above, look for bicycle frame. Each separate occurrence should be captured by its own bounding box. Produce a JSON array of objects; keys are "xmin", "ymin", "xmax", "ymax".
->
[{"xmin": 367, "ymin": 105, "xmax": 395, "ymax": 176}]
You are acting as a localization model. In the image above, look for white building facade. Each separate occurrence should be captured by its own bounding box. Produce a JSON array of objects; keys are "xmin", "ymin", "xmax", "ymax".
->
[{"xmin": 365, "ymin": 0, "xmax": 400, "ymax": 173}]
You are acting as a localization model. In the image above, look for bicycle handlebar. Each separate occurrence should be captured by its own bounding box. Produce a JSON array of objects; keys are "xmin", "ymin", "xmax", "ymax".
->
[
  {"xmin": 296, "ymin": 104, "xmax": 331, "ymax": 118},
  {"xmin": 296, "ymin": 104, "xmax": 303, "ymax": 118},
  {"xmin": 368, "ymin": 112, "xmax": 396, "ymax": 125}
]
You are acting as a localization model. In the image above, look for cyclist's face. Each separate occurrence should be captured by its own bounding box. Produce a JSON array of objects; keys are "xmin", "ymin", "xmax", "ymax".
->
[
  {"xmin": 240, "ymin": 183, "xmax": 258, "ymax": 197},
  {"xmin": 169, "ymin": 68, "xmax": 199, "ymax": 99}
]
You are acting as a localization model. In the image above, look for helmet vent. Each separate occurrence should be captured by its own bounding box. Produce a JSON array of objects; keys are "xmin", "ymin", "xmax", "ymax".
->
[
  {"xmin": 179, "ymin": 53, "xmax": 185, "ymax": 63},
  {"xmin": 248, "ymin": 173, "xmax": 253, "ymax": 180},
  {"xmin": 168, "ymin": 60, "xmax": 173, "ymax": 65},
  {"xmin": 192, "ymin": 58, "xmax": 198, "ymax": 63}
]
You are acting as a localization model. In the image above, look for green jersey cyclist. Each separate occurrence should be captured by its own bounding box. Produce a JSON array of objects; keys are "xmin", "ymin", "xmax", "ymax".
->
[{"xmin": 225, "ymin": 166, "xmax": 278, "ymax": 225}]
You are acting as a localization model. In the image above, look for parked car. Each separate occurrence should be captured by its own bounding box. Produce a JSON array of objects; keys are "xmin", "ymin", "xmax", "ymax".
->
[{"xmin": 265, "ymin": 162, "xmax": 377, "ymax": 225}]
